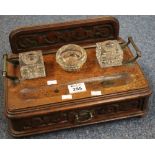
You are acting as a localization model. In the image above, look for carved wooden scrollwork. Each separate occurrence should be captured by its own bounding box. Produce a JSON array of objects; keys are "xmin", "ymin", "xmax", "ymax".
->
[
  {"xmin": 12, "ymin": 99, "xmax": 143, "ymax": 131},
  {"xmin": 12, "ymin": 112, "xmax": 68, "ymax": 131},
  {"xmin": 14, "ymin": 25, "xmax": 114, "ymax": 51},
  {"xmin": 96, "ymin": 100, "xmax": 141, "ymax": 115},
  {"xmin": 9, "ymin": 17, "xmax": 119, "ymax": 53}
]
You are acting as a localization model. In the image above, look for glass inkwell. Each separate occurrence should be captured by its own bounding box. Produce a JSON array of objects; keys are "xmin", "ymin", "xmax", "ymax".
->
[
  {"xmin": 56, "ymin": 44, "xmax": 87, "ymax": 72},
  {"xmin": 96, "ymin": 40, "xmax": 123, "ymax": 68}
]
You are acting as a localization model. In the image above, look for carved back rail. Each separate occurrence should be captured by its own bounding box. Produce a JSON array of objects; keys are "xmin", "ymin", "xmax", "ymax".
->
[{"xmin": 9, "ymin": 17, "xmax": 119, "ymax": 54}]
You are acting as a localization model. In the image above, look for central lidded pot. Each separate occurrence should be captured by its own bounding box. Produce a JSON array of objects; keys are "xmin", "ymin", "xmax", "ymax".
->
[{"xmin": 56, "ymin": 44, "xmax": 87, "ymax": 72}]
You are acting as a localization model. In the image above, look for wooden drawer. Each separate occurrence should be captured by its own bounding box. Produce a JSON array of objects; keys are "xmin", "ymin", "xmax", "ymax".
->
[{"xmin": 8, "ymin": 97, "xmax": 148, "ymax": 137}]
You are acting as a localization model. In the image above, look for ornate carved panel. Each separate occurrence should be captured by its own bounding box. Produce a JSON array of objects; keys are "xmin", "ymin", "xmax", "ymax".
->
[
  {"xmin": 96, "ymin": 100, "xmax": 142, "ymax": 115},
  {"xmin": 11, "ymin": 99, "xmax": 144, "ymax": 132},
  {"xmin": 9, "ymin": 17, "xmax": 119, "ymax": 53},
  {"xmin": 12, "ymin": 112, "xmax": 68, "ymax": 131}
]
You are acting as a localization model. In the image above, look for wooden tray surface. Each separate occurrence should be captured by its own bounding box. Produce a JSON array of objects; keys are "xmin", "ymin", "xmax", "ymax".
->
[{"xmin": 6, "ymin": 44, "xmax": 149, "ymax": 113}]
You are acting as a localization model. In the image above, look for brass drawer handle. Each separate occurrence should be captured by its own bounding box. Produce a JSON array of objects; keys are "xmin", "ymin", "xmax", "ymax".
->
[{"xmin": 75, "ymin": 110, "xmax": 93, "ymax": 123}]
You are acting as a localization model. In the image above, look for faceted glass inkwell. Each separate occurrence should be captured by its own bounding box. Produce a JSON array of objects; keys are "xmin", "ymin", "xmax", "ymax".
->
[
  {"xmin": 19, "ymin": 50, "xmax": 46, "ymax": 80},
  {"xmin": 56, "ymin": 44, "xmax": 87, "ymax": 72},
  {"xmin": 96, "ymin": 40, "xmax": 123, "ymax": 68}
]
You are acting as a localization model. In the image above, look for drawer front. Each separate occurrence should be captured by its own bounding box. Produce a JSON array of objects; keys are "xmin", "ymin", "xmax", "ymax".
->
[{"xmin": 10, "ymin": 98, "xmax": 146, "ymax": 134}]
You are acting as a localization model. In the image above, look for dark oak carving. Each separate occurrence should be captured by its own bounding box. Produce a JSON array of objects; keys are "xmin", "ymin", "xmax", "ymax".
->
[
  {"xmin": 9, "ymin": 17, "xmax": 119, "ymax": 53},
  {"xmin": 11, "ymin": 99, "xmax": 144, "ymax": 132}
]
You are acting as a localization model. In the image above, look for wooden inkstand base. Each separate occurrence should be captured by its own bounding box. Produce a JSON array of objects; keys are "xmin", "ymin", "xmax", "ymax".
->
[{"xmin": 3, "ymin": 17, "xmax": 151, "ymax": 137}]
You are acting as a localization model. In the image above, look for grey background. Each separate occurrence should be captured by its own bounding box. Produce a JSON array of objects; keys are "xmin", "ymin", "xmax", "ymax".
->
[{"xmin": 0, "ymin": 15, "xmax": 154, "ymax": 139}]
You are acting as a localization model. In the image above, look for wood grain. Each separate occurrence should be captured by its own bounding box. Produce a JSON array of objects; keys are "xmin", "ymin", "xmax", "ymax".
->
[{"xmin": 4, "ymin": 16, "xmax": 151, "ymax": 137}]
